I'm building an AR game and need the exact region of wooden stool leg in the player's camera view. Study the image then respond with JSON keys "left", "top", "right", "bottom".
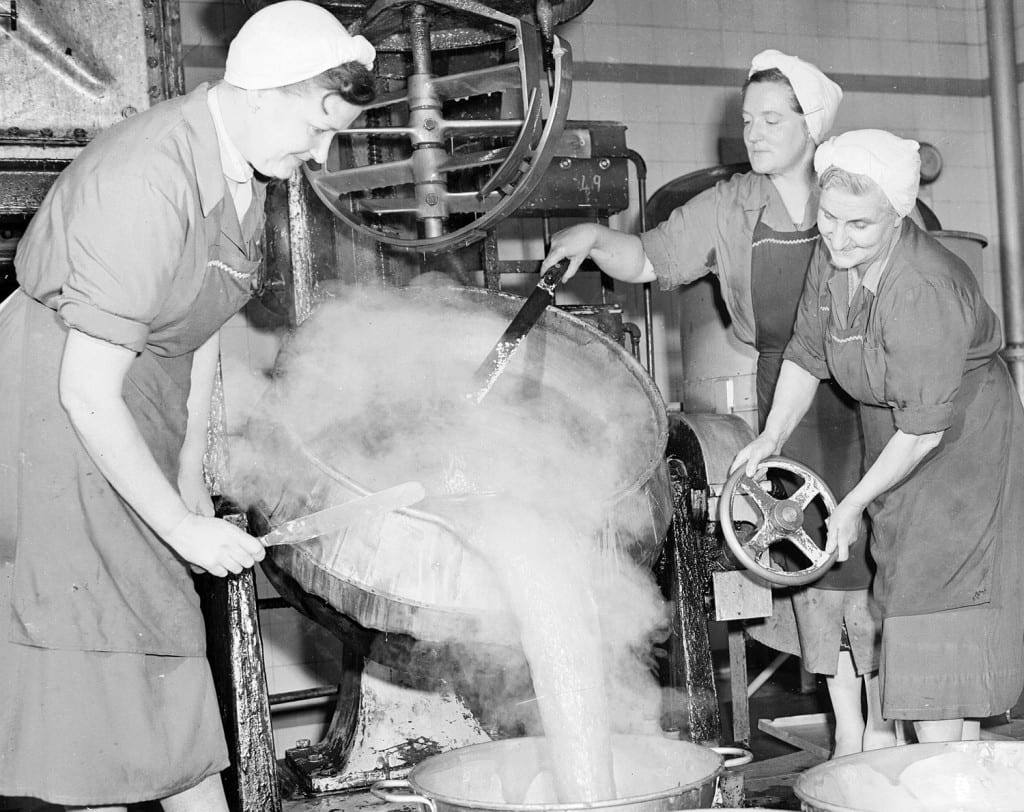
{"left": 728, "top": 623, "right": 750, "bottom": 746}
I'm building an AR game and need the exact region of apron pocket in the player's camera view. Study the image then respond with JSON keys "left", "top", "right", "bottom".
{"left": 862, "top": 341, "right": 888, "bottom": 404}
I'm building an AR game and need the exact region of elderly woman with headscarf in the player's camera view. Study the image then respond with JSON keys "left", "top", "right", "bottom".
{"left": 732, "top": 129, "right": 1024, "bottom": 742}
{"left": 543, "top": 50, "right": 893, "bottom": 756}
{"left": 0, "top": 2, "right": 375, "bottom": 808}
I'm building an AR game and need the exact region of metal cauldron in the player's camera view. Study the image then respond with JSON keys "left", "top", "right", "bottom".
{"left": 371, "top": 735, "right": 739, "bottom": 811}
{"left": 244, "top": 284, "right": 672, "bottom": 646}
{"left": 795, "top": 741, "right": 1024, "bottom": 811}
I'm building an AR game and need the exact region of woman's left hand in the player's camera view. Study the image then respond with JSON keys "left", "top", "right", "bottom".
{"left": 825, "top": 498, "right": 865, "bottom": 562}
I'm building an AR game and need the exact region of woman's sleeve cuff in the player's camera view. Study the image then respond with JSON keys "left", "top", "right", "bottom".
{"left": 782, "top": 342, "right": 829, "bottom": 379}
{"left": 893, "top": 402, "right": 953, "bottom": 434}
{"left": 639, "top": 230, "right": 680, "bottom": 291}
{"left": 57, "top": 299, "right": 149, "bottom": 353}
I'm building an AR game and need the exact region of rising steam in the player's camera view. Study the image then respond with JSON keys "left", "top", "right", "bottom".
{"left": 226, "top": 283, "right": 671, "bottom": 802}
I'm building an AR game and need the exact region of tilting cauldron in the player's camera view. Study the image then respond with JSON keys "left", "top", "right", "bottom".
{"left": 245, "top": 284, "right": 672, "bottom": 646}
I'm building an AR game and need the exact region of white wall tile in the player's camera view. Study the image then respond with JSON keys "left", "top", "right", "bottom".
{"left": 752, "top": 0, "right": 790, "bottom": 35}
{"left": 907, "top": 5, "right": 940, "bottom": 43}
{"left": 617, "top": 25, "right": 656, "bottom": 65}
{"left": 878, "top": 4, "right": 910, "bottom": 40}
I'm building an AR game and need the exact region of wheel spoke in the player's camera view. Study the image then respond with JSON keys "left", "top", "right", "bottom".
{"left": 313, "top": 159, "right": 415, "bottom": 196}
{"left": 356, "top": 197, "right": 419, "bottom": 214}
{"left": 359, "top": 64, "right": 526, "bottom": 113}
{"left": 738, "top": 474, "right": 777, "bottom": 515}
{"left": 745, "top": 523, "right": 779, "bottom": 555}
{"left": 788, "top": 529, "right": 827, "bottom": 564}
{"left": 791, "top": 479, "right": 822, "bottom": 509}
{"left": 423, "top": 63, "right": 526, "bottom": 104}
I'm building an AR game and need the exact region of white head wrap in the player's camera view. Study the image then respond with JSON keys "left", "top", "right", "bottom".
{"left": 225, "top": 0, "right": 376, "bottom": 90}
{"left": 814, "top": 129, "right": 921, "bottom": 217}
{"left": 748, "top": 49, "right": 842, "bottom": 143}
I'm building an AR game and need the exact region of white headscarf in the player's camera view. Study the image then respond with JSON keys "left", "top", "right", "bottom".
{"left": 748, "top": 49, "right": 842, "bottom": 143}
{"left": 225, "top": 0, "right": 376, "bottom": 90}
{"left": 814, "top": 129, "right": 921, "bottom": 217}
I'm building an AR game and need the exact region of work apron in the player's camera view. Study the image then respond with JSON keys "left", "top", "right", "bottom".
{"left": 821, "top": 270, "right": 1019, "bottom": 617}
{"left": 5, "top": 205, "right": 261, "bottom": 656}
{"left": 819, "top": 261, "right": 1024, "bottom": 715}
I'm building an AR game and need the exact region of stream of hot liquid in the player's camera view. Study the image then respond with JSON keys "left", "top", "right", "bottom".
{"left": 468, "top": 505, "right": 618, "bottom": 803}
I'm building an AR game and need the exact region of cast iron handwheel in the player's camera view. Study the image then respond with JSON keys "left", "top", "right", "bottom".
{"left": 717, "top": 455, "right": 838, "bottom": 587}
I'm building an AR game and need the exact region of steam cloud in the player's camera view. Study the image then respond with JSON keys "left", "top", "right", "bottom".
{"left": 227, "top": 282, "right": 672, "bottom": 801}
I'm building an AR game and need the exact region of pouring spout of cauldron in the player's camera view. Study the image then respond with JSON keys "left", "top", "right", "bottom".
{"left": 467, "top": 260, "right": 571, "bottom": 404}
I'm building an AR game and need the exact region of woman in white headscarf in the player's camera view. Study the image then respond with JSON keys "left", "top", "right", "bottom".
{"left": 732, "top": 129, "right": 1024, "bottom": 742}
{"left": 543, "top": 50, "right": 892, "bottom": 757}
{"left": 0, "top": 2, "right": 375, "bottom": 808}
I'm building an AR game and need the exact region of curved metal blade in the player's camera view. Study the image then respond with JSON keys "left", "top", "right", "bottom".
{"left": 260, "top": 481, "right": 426, "bottom": 546}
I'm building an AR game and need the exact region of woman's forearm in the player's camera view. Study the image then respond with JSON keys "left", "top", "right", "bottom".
{"left": 59, "top": 329, "right": 191, "bottom": 538}
{"left": 587, "top": 227, "right": 656, "bottom": 283}
{"left": 544, "top": 223, "right": 656, "bottom": 283}
{"left": 179, "top": 331, "right": 220, "bottom": 478}
{"left": 844, "top": 429, "right": 943, "bottom": 510}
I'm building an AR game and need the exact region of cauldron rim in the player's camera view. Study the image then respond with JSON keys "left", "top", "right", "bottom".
{"left": 405, "top": 733, "right": 724, "bottom": 811}
{"left": 372, "top": 284, "right": 670, "bottom": 504}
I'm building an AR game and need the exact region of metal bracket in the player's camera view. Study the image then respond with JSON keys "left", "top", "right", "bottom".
{"left": 0, "top": 0, "right": 17, "bottom": 32}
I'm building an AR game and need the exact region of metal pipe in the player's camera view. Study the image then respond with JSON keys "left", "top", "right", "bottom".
{"left": 985, "top": 0, "right": 1024, "bottom": 398}
{"left": 628, "top": 149, "right": 655, "bottom": 378}
{"left": 268, "top": 686, "right": 339, "bottom": 707}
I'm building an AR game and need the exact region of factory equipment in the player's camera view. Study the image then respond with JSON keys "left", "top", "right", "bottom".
{"left": 14, "top": 3, "right": 992, "bottom": 811}
{"left": 718, "top": 457, "right": 838, "bottom": 588}
{"left": 222, "top": 1, "right": 742, "bottom": 807}
{"left": 243, "top": 281, "right": 674, "bottom": 793}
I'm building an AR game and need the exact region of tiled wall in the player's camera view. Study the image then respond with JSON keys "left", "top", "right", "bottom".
{"left": 183, "top": 0, "right": 1010, "bottom": 756}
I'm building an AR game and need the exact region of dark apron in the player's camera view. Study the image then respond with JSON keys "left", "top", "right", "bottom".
{"left": 751, "top": 217, "right": 870, "bottom": 589}
{"left": 822, "top": 269, "right": 1024, "bottom": 617}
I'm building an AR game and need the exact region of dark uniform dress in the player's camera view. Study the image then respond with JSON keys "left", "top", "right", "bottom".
{"left": 0, "top": 84, "right": 265, "bottom": 803}
{"left": 785, "top": 220, "right": 1024, "bottom": 719}
{"left": 750, "top": 217, "right": 878, "bottom": 675}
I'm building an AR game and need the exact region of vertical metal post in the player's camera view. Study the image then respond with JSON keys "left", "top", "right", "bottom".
{"left": 985, "top": 0, "right": 1024, "bottom": 397}
{"left": 628, "top": 149, "right": 655, "bottom": 378}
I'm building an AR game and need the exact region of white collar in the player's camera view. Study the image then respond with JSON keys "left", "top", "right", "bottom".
{"left": 207, "top": 83, "right": 254, "bottom": 185}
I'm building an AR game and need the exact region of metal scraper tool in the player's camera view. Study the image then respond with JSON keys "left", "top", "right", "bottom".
{"left": 259, "top": 481, "right": 426, "bottom": 546}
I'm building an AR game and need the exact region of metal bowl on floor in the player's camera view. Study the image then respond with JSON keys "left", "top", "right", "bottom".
{"left": 795, "top": 741, "right": 1024, "bottom": 811}
{"left": 372, "top": 734, "right": 734, "bottom": 811}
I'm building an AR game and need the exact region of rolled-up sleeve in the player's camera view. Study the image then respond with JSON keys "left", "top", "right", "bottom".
{"left": 882, "top": 283, "right": 971, "bottom": 434}
{"left": 55, "top": 158, "right": 187, "bottom": 353}
{"left": 640, "top": 186, "right": 720, "bottom": 290}
{"left": 782, "top": 248, "right": 830, "bottom": 379}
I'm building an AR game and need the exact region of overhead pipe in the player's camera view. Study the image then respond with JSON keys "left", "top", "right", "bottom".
{"left": 985, "top": 0, "right": 1024, "bottom": 398}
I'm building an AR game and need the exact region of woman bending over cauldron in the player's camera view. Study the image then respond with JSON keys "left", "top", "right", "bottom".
{"left": 0, "top": 2, "right": 374, "bottom": 808}
{"left": 732, "top": 129, "right": 1024, "bottom": 743}
{"left": 542, "top": 49, "right": 894, "bottom": 757}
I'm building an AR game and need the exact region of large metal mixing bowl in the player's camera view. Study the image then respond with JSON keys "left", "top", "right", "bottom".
{"left": 795, "top": 741, "right": 1024, "bottom": 811}
{"left": 372, "top": 735, "right": 725, "bottom": 811}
